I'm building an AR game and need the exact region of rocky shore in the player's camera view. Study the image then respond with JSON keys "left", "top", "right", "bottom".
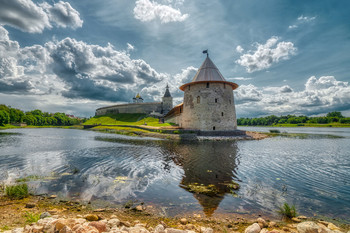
{"left": 4, "top": 213, "right": 349, "bottom": 233}
{"left": 1, "top": 195, "right": 349, "bottom": 233}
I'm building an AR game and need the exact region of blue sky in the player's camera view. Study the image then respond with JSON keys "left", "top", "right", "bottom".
{"left": 0, "top": 0, "right": 349, "bottom": 117}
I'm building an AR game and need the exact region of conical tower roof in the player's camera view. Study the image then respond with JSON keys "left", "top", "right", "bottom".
{"left": 163, "top": 84, "right": 172, "bottom": 97}
{"left": 180, "top": 56, "right": 238, "bottom": 91}
{"left": 192, "top": 57, "right": 226, "bottom": 82}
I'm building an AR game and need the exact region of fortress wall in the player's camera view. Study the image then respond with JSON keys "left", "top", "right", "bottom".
{"left": 181, "top": 83, "right": 237, "bottom": 131}
{"left": 165, "top": 113, "right": 182, "bottom": 125}
{"left": 96, "top": 102, "right": 162, "bottom": 116}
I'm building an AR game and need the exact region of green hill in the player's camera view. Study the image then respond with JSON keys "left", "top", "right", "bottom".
{"left": 84, "top": 113, "right": 174, "bottom": 127}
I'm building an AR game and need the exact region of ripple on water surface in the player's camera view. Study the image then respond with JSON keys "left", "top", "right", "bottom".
{"left": 0, "top": 128, "right": 350, "bottom": 220}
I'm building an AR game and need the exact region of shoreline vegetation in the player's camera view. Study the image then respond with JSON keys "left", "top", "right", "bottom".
{"left": 237, "top": 111, "right": 350, "bottom": 127}
{"left": 1, "top": 111, "right": 349, "bottom": 141}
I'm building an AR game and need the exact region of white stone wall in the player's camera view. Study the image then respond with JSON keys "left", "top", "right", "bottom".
{"left": 95, "top": 102, "right": 162, "bottom": 116}
{"left": 181, "top": 82, "right": 237, "bottom": 130}
{"left": 165, "top": 113, "right": 182, "bottom": 125}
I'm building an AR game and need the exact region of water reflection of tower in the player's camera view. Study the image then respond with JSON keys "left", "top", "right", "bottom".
{"left": 162, "top": 141, "right": 240, "bottom": 217}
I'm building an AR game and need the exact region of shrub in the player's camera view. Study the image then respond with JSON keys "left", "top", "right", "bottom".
{"left": 5, "top": 183, "right": 29, "bottom": 199}
{"left": 278, "top": 203, "right": 297, "bottom": 218}
{"left": 24, "top": 211, "right": 40, "bottom": 224}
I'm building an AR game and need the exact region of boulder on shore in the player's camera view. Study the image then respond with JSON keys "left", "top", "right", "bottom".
{"left": 245, "top": 223, "right": 261, "bottom": 233}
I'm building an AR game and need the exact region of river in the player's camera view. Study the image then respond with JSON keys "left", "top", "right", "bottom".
{"left": 0, "top": 127, "right": 349, "bottom": 221}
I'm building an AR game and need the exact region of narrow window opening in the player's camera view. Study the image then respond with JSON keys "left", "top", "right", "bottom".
{"left": 215, "top": 98, "right": 218, "bottom": 103}
{"left": 224, "top": 83, "right": 226, "bottom": 89}
{"left": 188, "top": 85, "right": 190, "bottom": 90}
{"left": 221, "top": 112, "right": 224, "bottom": 116}
{"left": 206, "top": 82, "right": 209, "bottom": 88}
{"left": 197, "top": 96, "right": 200, "bottom": 104}
{"left": 229, "top": 100, "right": 231, "bottom": 104}
{"left": 213, "top": 126, "right": 216, "bottom": 130}
{"left": 180, "top": 107, "right": 182, "bottom": 113}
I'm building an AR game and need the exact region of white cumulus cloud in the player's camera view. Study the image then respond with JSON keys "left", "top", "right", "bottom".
{"left": 41, "top": 1, "right": 83, "bottom": 29}
{"left": 133, "top": 0, "right": 188, "bottom": 23}
{"left": 235, "top": 36, "right": 297, "bottom": 73}
{"left": 0, "top": 0, "right": 82, "bottom": 33}
{"left": 235, "top": 76, "right": 350, "bottom": 117}
{"left": 236, "top": 45, "right": 244, "bottom": 53}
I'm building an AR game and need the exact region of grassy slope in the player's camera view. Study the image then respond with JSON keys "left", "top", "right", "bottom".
{"left": 84, "top": 113, "right": 174, "bottom": 127}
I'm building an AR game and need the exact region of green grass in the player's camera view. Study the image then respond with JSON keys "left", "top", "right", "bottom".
{"left": 5, "top": 183, "right": 29, "bottom": 199}
{"left": 92, "top": 126, "right": 151, "bottom": 136}
{"left": 84, "top": 113, "right": 174, "bottom": 127}
{"left": 0, "top": 124, "right": 18, "bottom": 130}
{"left": 277, "top": 203, "right": 297, "bottom": 218}
{"left": 24, "top": 211, "right": 41, "bottom": 224}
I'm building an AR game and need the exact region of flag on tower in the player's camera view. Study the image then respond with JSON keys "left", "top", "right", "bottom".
{"left": 202, "top": 50, "right": 208, "bottom": 54}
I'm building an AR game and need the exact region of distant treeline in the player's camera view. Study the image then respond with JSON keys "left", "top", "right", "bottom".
{"left": 0, "top": 105, "right": 83, "bottom": 126}
{"left": 237, "top": 111, "right": 350, "bottom": 126}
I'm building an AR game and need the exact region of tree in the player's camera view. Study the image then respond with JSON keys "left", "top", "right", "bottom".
{"left": 0, "top": 105, "right": 10, "bottom": 112}
{"left": 0, "top": 110, "right": 10, "bottom": 126}
{"left": 23, "top": 115, "right": 37, "bottom": 125}
{"left": 340, "top": 118, "right": 350, "bottom": 124}
{"left": 9, "top": 108, "right": 24, "bottom": 123}
{"left": 30, "top": 109, "right": 43, "bottom": 116}
{"left": 327, "top": 111, "right": 344, "bottom": 118}
{"left": 316, "top": 117, "right": 329, "bottom": 124}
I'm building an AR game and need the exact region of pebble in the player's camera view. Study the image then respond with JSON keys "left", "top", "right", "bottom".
{"left": 89, "top": 221, "right": 107, "bottom": 233}
{"left": 297, "top": 221, "right": 320, "bottom": 233}
{"left": 108, "top": 218, "right": 121, "bottom": 228}
{"left": 257, "top": 217, "right": 268, "bottom": 228}
{"left": 40, "top": 211, "right": 51, "bottom": 219}
{"left": 136, "top": 205, "right": 144, "bottom": 211}
{"left": 200, "top": 227, "right": 213, "bottom": 233}
{"left": 292, "top": 217, "right": 301, "bottom": 223}
{"left": 180, "top": 218, "right": 187, "bottom": 225}
{"left": 48, "top": 209, "right": 59, "bottom": 215}
{"left": 154, "top": 224, "right": 165, "bottom": 233}
{"left": 85, "top": 214, "right": 99, "bottom": 221}
{"left": 244, "top": 223, "right": 261, "bottom": 233}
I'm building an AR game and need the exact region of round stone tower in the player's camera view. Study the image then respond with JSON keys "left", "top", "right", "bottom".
{"left": 179, "top": 55, "right": 238, "bottom": 131}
